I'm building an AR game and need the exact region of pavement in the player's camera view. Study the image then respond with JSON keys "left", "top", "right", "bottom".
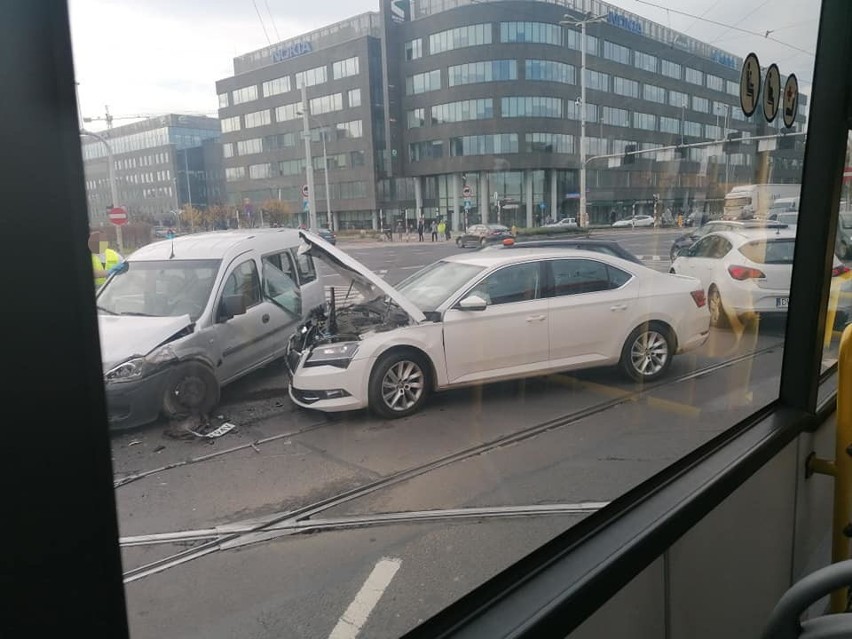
{"left": 109, "top": 227, "right": 823, "bottom": 639}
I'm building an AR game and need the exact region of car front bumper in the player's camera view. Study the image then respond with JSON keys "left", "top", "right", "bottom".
{"left": 104, "top": 366, "right": 172, "bottom": 429}
{"left": 288, "top": 350, "right": 371, "bottom": 412}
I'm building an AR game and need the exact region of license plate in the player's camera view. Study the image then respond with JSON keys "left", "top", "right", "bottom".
{"left": 776, "top": 297, "right": 789, "bottom": 308}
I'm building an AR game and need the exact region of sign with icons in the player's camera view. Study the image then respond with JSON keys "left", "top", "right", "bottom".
{"left": 783, "top": 74, "right": 799, "bottom": 129}
{"left": 763, "top": 63, "right": 781, "bottom": 123}
{"left": 740, "top": 52, "right": 761, "bottom": 118}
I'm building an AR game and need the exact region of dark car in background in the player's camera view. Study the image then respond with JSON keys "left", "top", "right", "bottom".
{"left": 310, "top": 228, "right": 337, "bottom": 245}
{"left": 669, "top": 219, "right": 787, "bottom": 261}
{"left": 456, "top": 223, "right": 513, "bottom": 248}
{"left": 490, "top": 237, "right": 643, "bottom": 264}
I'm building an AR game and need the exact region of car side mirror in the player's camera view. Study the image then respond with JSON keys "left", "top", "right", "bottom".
{"left": 219, "top": 294, "right": 247, "bottom": 321}
{"left": 458, "top": 295, "right": 488, "bottom": 311}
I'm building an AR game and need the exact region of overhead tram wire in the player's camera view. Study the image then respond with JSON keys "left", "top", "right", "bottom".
{"left": 264, "top": 0, "right": 281, "bottom": 42}
{"left": 251, "top": 0, "right": 273, "bottom": 46}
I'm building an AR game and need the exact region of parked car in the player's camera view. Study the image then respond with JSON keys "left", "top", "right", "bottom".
{"left": 311, "top": 227, "right": 337, "bottom": 245}
{"left": 490, "top": 237, "right": 643, "bottom": 264}
{"left": 670, "top": 228, "right": 850, "bottom": 327}
{"left": 456, "top": 224, "right": 513, "bottom": 247}
{"left": 836, "top": 212, "right": 852, "bottom": 258}
{"left": 545, "top": 217, "right": 579, "bottom": 229}
{"left": 286, "top": 232, "right": 710, "bottom": 418}
{"left": 612, "top": 215, "right": 655, "bottom": 228}
{"left": 669, "top": 219, "right": 788, "bottom": 261}
{"left": 96, "top": 229, "right": 324, "bottom": 429}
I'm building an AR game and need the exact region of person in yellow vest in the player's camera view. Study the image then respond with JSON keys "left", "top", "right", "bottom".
{"left": 89, "top": 231, "right": 124, "bottom": 288}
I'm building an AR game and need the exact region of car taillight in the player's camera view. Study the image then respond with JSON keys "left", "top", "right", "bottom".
{"left": 727, "top": 265, "right": 766, "bottom": 281}
{"left": 690, "top": 290, "right": 707, "bottom": 308}
{"left": 832, "top": 264, "right": 850, "bottom": 277}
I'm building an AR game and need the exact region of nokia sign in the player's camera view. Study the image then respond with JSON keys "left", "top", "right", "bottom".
{"left": 607, "top": 11, "right": 642, "bottom": 35}
{"left": 271, "top": 41, "right": 312, "bottom": 63}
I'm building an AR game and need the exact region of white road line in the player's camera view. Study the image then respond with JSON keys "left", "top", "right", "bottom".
{"left": 328, "top": 557, "right": 402, "bottom": 639}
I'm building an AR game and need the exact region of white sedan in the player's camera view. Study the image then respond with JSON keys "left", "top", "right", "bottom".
{"left": 612, "top": 215, "right": 655, "bottom": 228}
{"left": 546, "top": 217, "right": 579, "bottom": 229}
{"left": 670, "top": 228, "right": 849, "bottom": 327}
{"left": 286, "top": 232, "right": 711, "bottom": 418}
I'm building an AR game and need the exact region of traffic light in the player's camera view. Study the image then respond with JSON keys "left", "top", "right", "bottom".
{"left": 624, "top": 144, "right": 637, "bottom": 165}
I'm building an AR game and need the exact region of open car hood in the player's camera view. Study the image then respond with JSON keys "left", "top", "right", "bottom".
{"left": 98, "top": 314, "right": 193, "bottom": 372}
{"left": 298, "top": 230, "right": 426, "bottom": 323}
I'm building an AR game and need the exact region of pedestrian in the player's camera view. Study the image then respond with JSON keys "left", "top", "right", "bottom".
{"left": 431, "top": 220, "right": 438, "bottom": 242}
{"left": 511, "top": 224, "right": 518, "bottom": 237}
{"left": 444, "top": 222, "right": 451, "bottom": 241}
{"left": 437, "top": 220, "right": 446, "bottom": 241}
{"left": 89, "top": 230, "right": 124, "bottom": 288}
{"left": 677, "top": 212, "right": 684, "bottom": 228}
{"left": 610, "top": 209, "right": 616, "bottom": 226}
{"left": 417, "top": 216, "right": 425, "bottom": 242}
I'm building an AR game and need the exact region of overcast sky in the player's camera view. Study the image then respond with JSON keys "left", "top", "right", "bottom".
{"left": 68, "top": 0, "right": 820, "bottom": 130}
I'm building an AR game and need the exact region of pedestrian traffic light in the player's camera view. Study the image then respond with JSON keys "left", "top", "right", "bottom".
{"left": 624, "top": 144, "right": 637, "bottom": 165}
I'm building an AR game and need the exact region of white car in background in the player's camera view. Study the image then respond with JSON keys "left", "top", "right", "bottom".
{"left": 670, "top": 228, "right": 850, "bottom": 327}
{"left": 612, "top": 215, "right": 655, "bottom": 228}
{"left": 287, "top": 232, "right": 711, "bottom": 418}
{"left": 546, "top": 217, "right": 579, "bottom": 229}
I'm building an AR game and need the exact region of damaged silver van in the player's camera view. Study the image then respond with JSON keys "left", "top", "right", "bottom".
{"left": 96, "top": 229, "right": 323, "bottom": 429}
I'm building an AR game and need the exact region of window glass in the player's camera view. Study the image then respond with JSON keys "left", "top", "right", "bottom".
{"left": 262, "top": 253, "right": 300, "bottom": 317}
{"left": 292, "top": 250, "right": 316, "bottom": 284}
{"left": 469, "top": 263, "right": 541, "bottom": 305}
{"left": 222, "top": 259, "right": 261, "bottom": 308}
{"left": 550, "top": 259, "right": 613, "bottom": 295}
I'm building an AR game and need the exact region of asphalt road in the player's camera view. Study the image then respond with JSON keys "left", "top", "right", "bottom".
{"left": 110, "top": 228, "right": 804, "bottom": 639}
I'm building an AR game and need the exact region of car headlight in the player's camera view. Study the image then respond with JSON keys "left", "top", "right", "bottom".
{"left": 304, "top": 342, "right": 359, "bottom": 369}
{"left": 105, "top": 357, "right": 145, "bottom": 382}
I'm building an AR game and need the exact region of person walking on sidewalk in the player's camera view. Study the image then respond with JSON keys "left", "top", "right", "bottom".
{"left": 437, "top": 220, "right": 446, "bottom": 241}
{"left": 430, "top": 220, "right": 438, "bottom": 242}
{"left": 417, "top": 216, "right": 425, "bottom": 242}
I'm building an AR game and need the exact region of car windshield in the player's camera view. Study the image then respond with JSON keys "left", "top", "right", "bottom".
{"left": 738, "top": 239, "right": 796, "bottom": 264}
{"left": 395, "top": 260, "right": 486, "bottom": 311}
{"left": 97, "top": 259, "right": 220, "bottom": 320}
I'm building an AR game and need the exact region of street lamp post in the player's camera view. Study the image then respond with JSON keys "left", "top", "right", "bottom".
{"left": 300, "top": 84, "right": 318, "bottom": 230}
{"left": 320, "top": 129, "right": 333, "bottom": 231}
{"left": 80, "top": 129, "right": 123, "bottom": 252}
{"left": 561, "top": 12, "right": 606, "bottom": 229}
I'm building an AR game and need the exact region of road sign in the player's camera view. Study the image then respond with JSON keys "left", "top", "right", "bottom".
{"left": 538, "top": 202, "right": 547, "bottom": 210}
{"left": 462, "top": 185, "right": 472, "bottom": 198}
{"left": 783, "top": 74, "right": 799, "bottom": 129}
{"left": 464, "top": 201, "right": 471, "bottom": 212}
{"left": 108, "top": 207, "right": 128, "bottom": 226}
{"left": 391, "top": 149, "right": 398, "bottom": 157}
{"left": 302, "top": 200, "right": 310, "bottom": 212}
{"left": 740, "top": 52, "right": 761, "bottom": 118}
{"left": 301, "top": 184, "right": 309, "bottom": 197}
{"left": 763, "top": 63, "right": 781, "bottom": 123}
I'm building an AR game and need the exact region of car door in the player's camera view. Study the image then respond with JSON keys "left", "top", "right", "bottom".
{"left": 676, "top": 235, "right": 719, "bottom": 285}
{"left": 211, "top": 257, "right": 279, "bottom": 383}
{"left": 546, "top": 259, "right": 638, "bottom": 366}
{"left": 442, "top": 262, "right": 549, "bottom": 385}
{"left": 260, "top": 250, "right": 303, "bottom": 359}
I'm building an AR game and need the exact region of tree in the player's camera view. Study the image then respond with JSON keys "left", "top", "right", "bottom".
{"left": 181, "top": 204, "right": 203, "bottom": 232}
{"left": 261, "top": 199, "right": 295, "bottom": 227}
{"left": 204, "top": 204, "right": 231, "bottom": 230}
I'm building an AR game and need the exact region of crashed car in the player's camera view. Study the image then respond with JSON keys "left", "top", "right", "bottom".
{"left": 287, "top": 231, "right": 710, "bottom": 419}
{"left": 96, "top": 229, "right": 324, "bottom": 429}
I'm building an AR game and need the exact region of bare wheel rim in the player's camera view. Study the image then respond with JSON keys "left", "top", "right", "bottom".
{"left": 630, "top": 330, "right": 669, "bottom": 376}
{"left": 381, "top": 360, "right": 425, "bottom": 411}
{"left": 709, "top": 289, "right": 722, "bottom": 324}
{"left": 171, "top": 375, "right": 209, "bottom": 410}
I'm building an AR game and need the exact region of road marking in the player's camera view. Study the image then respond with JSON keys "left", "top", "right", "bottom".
{"left": 328, "top": 557, "right": 402, "bottom": 639}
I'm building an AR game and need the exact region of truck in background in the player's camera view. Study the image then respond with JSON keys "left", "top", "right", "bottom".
{"left": 723, "top": 184, "right": 801, "bottom": 220}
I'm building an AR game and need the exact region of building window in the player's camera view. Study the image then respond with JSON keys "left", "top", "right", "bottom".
{"left": 405, "top": 69, "right": 441, "bottom": 95}
{"left": 332, "top": 57, "right": 359, "bottom": 80}
{"left": 407, "top": 108, "right": 425, "bottom": 128}
{"left": 603, "top": 41, "right": 630, "bottom": 64}
{"left": 221, "top": 116, "right": 241, "bottom": 133}
{"left": 685, "top": 67, "right": 703, "bottom": 85}
{"left": 218, "top": 93, "right": 229, "bottom": 108}
{"left": 429, "top": 24, "right": 491, "bottom": 54}
{"left": 500, "top": 22, "right": 561, "bottom": 45}
{"left": 633, "top": 112, "right": 657, "bottom": 131}
{"left": 566, "top": 100, "right": 597, "bottom": 121}
{"left": 233, "top": 85, "right": 258, "bottom": 105}
{"left": 335, "top": 120, "right": 363, "bottom": 138}
{"left": 431, "top": 99, "right": 493, "bottom": 124}
{"left": 295, "top": 65, "right": 328, "bottom": 88}
{"left": 525, "top": 60, "right": 575, "bottom": 84}
{"left": 501, "top": 96, "right": 562, "bottom": 118}
{"left": 691, "top": 96, "right": 710, "bottom": 113}
{"left": 634, "top": 51, "right": 657, "bottom": 73}
{"left": 669, "top": 90, "right": 688, "bottom": 108}
{"left": 237, "top": 138, "right": 263, "bottom": 155}
{"left": 585, "top": 69, "right": 609, "bottom": 91}
{"left": 566, "top": 30, "right": 598, "bottom": 54}
{"left": 275, "top": 102, "right": 300, "bottom": 122}
{"left": 348, "top": 88, "right": 361, "bottom": 108}
{"left": 602, "top": 106, "right": 629, "bottom": 127}
{"left": 684, "top": 120, "right": 702, "bottom": 137}
{"left": 642, "top": 83, "right": 666, "bottom": 103}
{"left": 225, "top": 166, "right": 245, "bottom": 182}
{"left": 278, "top": 158, "right": 306, "bottom": 176}
{"left": 350, "top": 150, "right": 366, "bottom": 167}
{"left": 309, "top": 93, "right": 343, "bottom": 115}
{"left": 613, "top": 76, "right": 639, "bottom": 98}
{"left": 264, "top": 132, "right": 297, "bottom": 150}
{"left": 727, "top": 80, "right": 739, "bottom": 96}
{"left": 223, "top": 143, "right": 234, "bottom": 158}
{"left": 262, "top": 76, "right": 291, "bottom": 97}
{"left": 661, "top": 59, "right": 682, "bottom": 79}
{"left": 248, "top": 163, "right": 272, "bottom": 179}
{"left": 408, "top": 140, "right": 444, "bottom": 162}
{"left": 405, "top": 38, "right": 422, "bottom": 60}
{"left": 449, "top": 134, "right": 518, "bottom": 156}
{"left": 660, "top": 116, "right": 679, "bottom": 134}
{"left": 525, "top": 132, "right": 574, "bottom": 153}
{"left": 706, "top": 74, "right": 724, "bottom": 91}
{"left": 447, "top": 60, "right": 516, "bottom": 86}
{"left": 705, "top": 124, "right": 722, "bottom": 139}
{"left": 583, "top": 137, "right": 607, "bottom": 155}
{"left": 244, "top": 109, "right": 271, "bottom": 128}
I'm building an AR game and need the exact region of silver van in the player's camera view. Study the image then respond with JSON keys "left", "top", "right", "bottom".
{"left": 96, "top": 229, "right": 324, "bottom": 429}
